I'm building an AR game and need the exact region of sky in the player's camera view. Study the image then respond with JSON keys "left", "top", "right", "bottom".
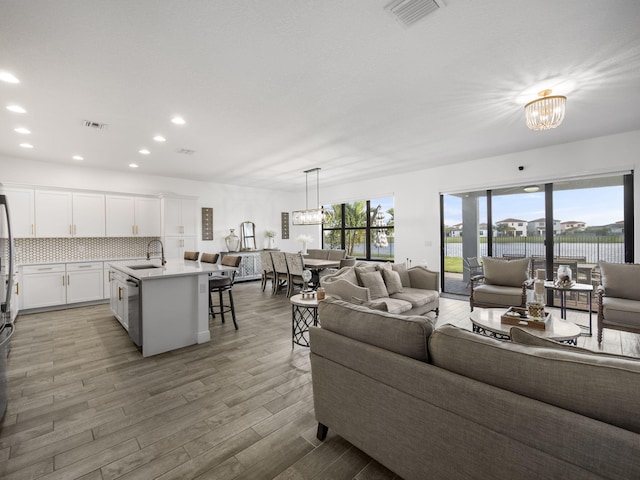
{"left": 444, "top": 186, "right": 623, "bottom": 228}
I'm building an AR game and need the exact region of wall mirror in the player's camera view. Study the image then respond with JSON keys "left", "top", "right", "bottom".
{"left": 241, "top": 221, "right": 256, "bottom": 250}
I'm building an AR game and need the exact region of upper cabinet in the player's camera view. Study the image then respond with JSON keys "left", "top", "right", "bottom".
{"left": 35, "top": 190, "right": 105, "bottom": 237}
{"left": 3, "top": 187, "right": 36, "bottom": 237}
{"left": 163, "top": 197, "right": 197, "bottom": 236}
{"left": 106, "top": 195, "right": 161, "bottom": 237}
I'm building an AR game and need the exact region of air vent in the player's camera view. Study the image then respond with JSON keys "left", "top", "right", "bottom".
{"left": 177, "top": 148, "right": 196, "bottom": 155}
{"left": 82, "top": 120, "right": 108, "bottom": 130}
{"left": 384, "top": 0, "right": 445, "bottom": 27}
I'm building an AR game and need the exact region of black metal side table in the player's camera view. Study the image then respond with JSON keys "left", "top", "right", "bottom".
{"left": 290, "top": 293, "right": 320, "bottom": 347}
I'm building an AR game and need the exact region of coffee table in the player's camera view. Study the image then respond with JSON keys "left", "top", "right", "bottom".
{"left": 470, "top": 308, "right": 581, "bottom": 345}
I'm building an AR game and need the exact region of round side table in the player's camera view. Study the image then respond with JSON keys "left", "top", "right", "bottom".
{"left": 290, "top": 293, "right": 320, "bottom": 347}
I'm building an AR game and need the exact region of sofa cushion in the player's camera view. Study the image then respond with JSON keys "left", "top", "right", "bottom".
{"left": 381, "top": 268, "right": 404, "bottom": 295}
{"left": 318, "top": 297, "right": 433, "bottom": 361}
{"left": 472, "top": 284, "right": 523, "bottom": 306}
{"left": 602, "top": 296, "right": 640, "bottom": 328}
{"left": 429, "top": 324, "right": 640, "bottom": 434}
{"left": 359, "top": 271, "right": 389, "bottom": 299}
{"left": 354, "top": 264, "right": 377, "bottom": 286}
{"left": 482, "top": 257, "right": 529, "bottom": 287}
{"left": 391, "top": 287, "right": 437, "bottom": 308}
{"left": 600, "top": 261, "right": 640, "bottom": 301}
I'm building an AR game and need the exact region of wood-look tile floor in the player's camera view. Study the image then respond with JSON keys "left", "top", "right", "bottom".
{"left": 2, "top": 281, "right": 638, "bottom": 480}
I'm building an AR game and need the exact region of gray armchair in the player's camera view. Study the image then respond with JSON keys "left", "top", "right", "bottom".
{"left": 470, "top": 256, "right": 532, "bottom": 311}
{"left": 597, "top": 261, "right": 640, "bottom": 344}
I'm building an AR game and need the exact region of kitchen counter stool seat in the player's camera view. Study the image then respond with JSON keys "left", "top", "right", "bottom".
{"left": 209, "top": 255, "right": 242, "bottom": 329}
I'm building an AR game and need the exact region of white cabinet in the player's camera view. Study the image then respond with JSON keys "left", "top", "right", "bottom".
{"left": 3, "top": 187, "right": 35, "bottom": 237}
{"left": 164, "top": 236, "right": 197, "bottom": 259}
{"left": 106, "top": 195, "right": 161, "bottom": 237}
{"left": 34, "top": 190, "right": 105, "bottom": 237}
{"left": 20, "top": 262, "right": 104, "bottom": 309}
{"left": 20, "top": 264, "right": 67, "bottom": 309}
{"left": 220, "top": 251, "right": 262, "bottom": 281}
{"left": 162, "top": 197, "right": 197, "bottom": 258}
{"left": 66, "top": 262, "right": 103, "bottom": 303}
{"left": 109, "top": 269, "right": 127, "bottom": 326}
{"left": 35, "top": 190, "right": 73, "bottom": 237}
{"left": 163, "top": 197, "right": 197, "bottom": 236}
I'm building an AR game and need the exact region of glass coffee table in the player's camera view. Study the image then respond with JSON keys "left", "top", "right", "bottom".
{"left": 470, "top": 308, "right": 581, "bottom": 345}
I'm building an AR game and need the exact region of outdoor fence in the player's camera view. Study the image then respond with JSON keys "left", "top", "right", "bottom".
{"left": 444, "top": 235, "right": 624, "bottom": 264}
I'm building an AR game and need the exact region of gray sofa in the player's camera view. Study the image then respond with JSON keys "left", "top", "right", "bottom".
{"left": 310, "top": 298, "right": 640, "bottom": 480}
{"left": 320, "top": 262, "right": 439, "bottom": 315}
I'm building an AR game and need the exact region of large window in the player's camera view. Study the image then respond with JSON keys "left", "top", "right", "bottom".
{"left": 322, "top": 197, "right": 394, "bottom": 261}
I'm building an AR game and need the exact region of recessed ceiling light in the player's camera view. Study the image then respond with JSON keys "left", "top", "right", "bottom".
{"left": 0, "top": 72, "right": 19, "bottom": 84}
{"left": 72, "top": 155, "right": 84, "bottom": 161}
{"left": 171, "top": 116, "right": 186, "bottom": 125}
{"left": 7, "top": 105, "right": 26, "bottom": 114}
{"left": 14, "top": 127, "right": 31, "bottom": 134}
{"left": 153, "top": 135, "right": 166, "bottom": 142}
{"left": 19, "top": 143, "right": 33, "bottom": 149}
{"left": 139, "top": 149, "right": 150, "bottom": 155}
{"left": 129, "top": 163, "right": 139, "bottom": 168}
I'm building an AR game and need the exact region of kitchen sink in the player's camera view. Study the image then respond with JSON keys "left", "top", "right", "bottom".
{"left": 127, "top": 264, "right": 162, "bottom": 270}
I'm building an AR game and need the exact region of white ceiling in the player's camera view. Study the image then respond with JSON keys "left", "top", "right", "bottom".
{"left": 1, "top": 0, "right": 639, "bottom": 191}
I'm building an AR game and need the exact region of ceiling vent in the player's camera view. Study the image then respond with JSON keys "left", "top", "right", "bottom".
{"left": 177, "top": 148, "right": 196, "bottom": 155}
{"left": 82, "top": 120, "right": 108, "bottom": 131}
{"left": 384, "top": 0, "right": 445, "bottom": 27}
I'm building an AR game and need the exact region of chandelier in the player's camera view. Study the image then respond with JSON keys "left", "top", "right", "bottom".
{"left": 292, "top": 167, "right": 324, "bottom": 225}
{"left": 524, "top": 89, "right": 567, "bottom": 131}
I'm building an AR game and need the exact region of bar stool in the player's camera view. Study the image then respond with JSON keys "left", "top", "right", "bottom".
{"left": 209, "top": 255, "right": 242, "bottom": 329}
{"left": 184, "top": 251, "right": 200, "bottom": 261}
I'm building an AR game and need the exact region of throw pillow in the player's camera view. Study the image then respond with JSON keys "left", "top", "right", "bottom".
{"left": 376, "top": 262, "right": 392, "bottom": 271}
{"left": 381, "top": 268, "right": 404, "bottom": 295}
{"left": 482, "top": 256, "right": 530, "bottom": 287}
{"left": 391, "top": 263, "right": 411, "bottom": 287}
{"left": 354, "top": 264, "right": 377, "bottom": 286}
{"left": 359, "top": 271, "right": 389, "bottom": 299}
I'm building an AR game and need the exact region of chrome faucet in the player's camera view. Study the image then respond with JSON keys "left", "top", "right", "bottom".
{"left": 146, "top": 239, "right": 166, "bottom": 266}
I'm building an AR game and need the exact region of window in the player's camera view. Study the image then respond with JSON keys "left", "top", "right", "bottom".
{"left": 322, "top": 197, "right": 394, "bottom": 261}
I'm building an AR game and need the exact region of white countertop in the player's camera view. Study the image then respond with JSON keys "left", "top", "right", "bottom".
{"left": 108, "top": 259, "right": 236, "bottom": 280}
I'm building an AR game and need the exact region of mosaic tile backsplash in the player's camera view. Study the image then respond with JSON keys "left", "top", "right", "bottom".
{"left": 16, "top": 237, "right": 160, "bottom": 264}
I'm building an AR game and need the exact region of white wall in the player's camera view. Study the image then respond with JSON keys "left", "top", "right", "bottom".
{"left": 320, "top": 130, "right": 640, "bottom": 270}
{"left": 0, "top": 154, "right": 301, "bottom": 254}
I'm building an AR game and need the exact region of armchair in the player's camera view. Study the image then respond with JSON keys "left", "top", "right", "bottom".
{"left": 597, "top": 261, "right": 640, "bottom": 344}
{"left": 470, "top": 256, "right": 532, "bottom": 311}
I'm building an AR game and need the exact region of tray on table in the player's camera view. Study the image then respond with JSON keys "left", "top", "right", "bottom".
{"left": 500, "top": 307, "right": 550, "bottom": 330}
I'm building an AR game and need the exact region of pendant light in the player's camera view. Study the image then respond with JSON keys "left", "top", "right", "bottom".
{"left": 524, "top": 89, "right": 567, "bottom": 131}
{"left": 292, "top": 168, "right": 324, "bottom": 225}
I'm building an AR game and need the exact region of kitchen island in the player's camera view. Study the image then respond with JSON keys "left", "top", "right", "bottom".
{"left": 108, "top": 259, "right": 235, "bottom": 357}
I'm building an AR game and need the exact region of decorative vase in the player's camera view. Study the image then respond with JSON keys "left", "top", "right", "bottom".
{"left": 557, "top": 264, "right": 572, "bottom": 287}
{"left": 534, "top": 269, "right": 545, "bottom": 304}
{"left": 225, "top": 229, "right": 240, "bottom": 252}
{"left": 300, "top": 242, "right": 308, "bottom": 255}
{"left": 267, "top": 237, "right": 275, "bottom": 249}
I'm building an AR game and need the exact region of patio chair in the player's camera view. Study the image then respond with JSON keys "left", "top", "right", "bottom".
{"left": 464, "top": 257, "right": 483, "bottom": 286}
{"left": 470, "top": 256, "right": 533, "bottom": 311}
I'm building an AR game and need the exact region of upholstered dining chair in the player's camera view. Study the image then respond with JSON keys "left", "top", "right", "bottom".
{"left": 200, "top": 253, "right": 219, "bottom": 265}
{"left": 259, "top": 251, "right": 276, "bottom": 293}
{"left": 209, "top": 255, "right": 242, "bottom": 329}
{"left": 597, "top": 261, "right": 640, "bottom": 344}
{"left": 184, "top": 251, "right": 200, "bottom": 261}
{"left": 271, "top": 251, "right": 289, "bottom": 295}
{"left": 285, "top": 252, "right": 306, "bottom": 297}
{"left": 470, "top": 256, "right": 533, "bottom": 311}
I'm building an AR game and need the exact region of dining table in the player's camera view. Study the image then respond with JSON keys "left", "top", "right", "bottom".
{"left": 303, "top": 258, "right": 342, "bottom": 269}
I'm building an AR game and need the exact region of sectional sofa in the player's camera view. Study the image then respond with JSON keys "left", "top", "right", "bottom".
{"left": 309, "top": 298, "right": 640, "bottom": 480}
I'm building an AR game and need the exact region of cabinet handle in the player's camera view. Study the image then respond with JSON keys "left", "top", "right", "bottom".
{"left": 67, "top": 274, "right": 70, "bottom": 285}
{"left": 15, "top": 283, "right": 18, "bottom": 295}
{"left": 74, "top": 224, "right": 77, "bottom": 235}
{"left": 118, "top": 286, "right": 123, "bottom": 301}
{"left": 38, "top": 267, "right": 53, "bottom": 271}
{"left": 78, "top": 265, "right": 92, "bottom": 268}
{"left": 62, "top": 275, "right": 65, "bottom": 286}
{"left": 31, "top": 224, "right": 34, "bottom": 235}
{"left": 69, "top": 224, "right": 73, "bottom": 235}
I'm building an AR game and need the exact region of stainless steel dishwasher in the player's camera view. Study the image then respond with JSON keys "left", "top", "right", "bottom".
{"left": 126, "top": 277, "right": 142, "bottom": 347}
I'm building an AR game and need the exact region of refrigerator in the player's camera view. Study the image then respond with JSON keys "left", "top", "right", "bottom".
{"left": 0, "top": 194, "right": 15, "bottom": 420}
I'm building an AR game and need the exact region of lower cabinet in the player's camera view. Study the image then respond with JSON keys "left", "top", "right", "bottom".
{"left": 20, "top": 262, "right": 104, "bottom": 310}
{"left": 109, "top": 270, "right": 127, "bottom": 327}
{"left": 220, "top": 251, "right": 262, "bottom": 281}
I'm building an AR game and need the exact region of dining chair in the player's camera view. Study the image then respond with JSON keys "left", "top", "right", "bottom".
{"left": 200, "top": 253, "right": 219, "bottom": 264}
{"left": 184, "top": 251, "right": 200, "bottom": 261}
{"left": 259, "top": 251, "right": 276, "bottom": 293}
{"left": 271, "top": 251, "right": 289, "bottom": 295}
{"left": 285, "top": 252, "right": 306, "bottom": 297}
{"left": 209, "top": 255, "right": 242, "bottom": 329}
